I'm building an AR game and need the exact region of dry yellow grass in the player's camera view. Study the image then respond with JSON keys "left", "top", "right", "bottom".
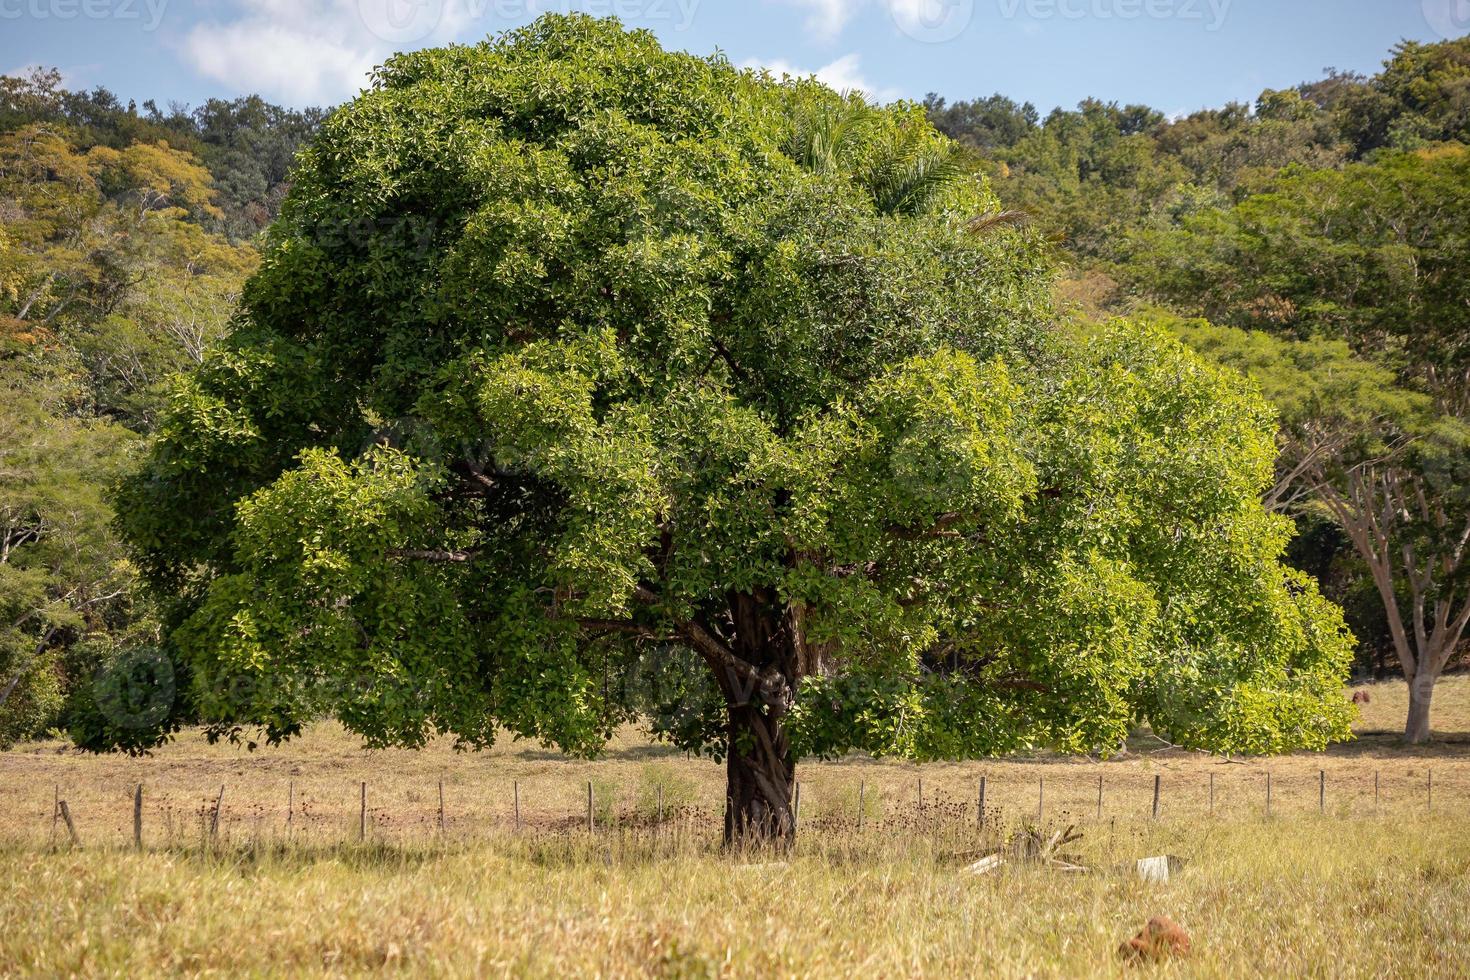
{"left": 4, "top": 817, "right": 1470, "bottom": 977}
{"left": 2, "top": 675, "right": 1469, "bottom": 977}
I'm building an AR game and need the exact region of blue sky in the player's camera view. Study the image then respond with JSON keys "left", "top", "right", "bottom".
{"left": 3, "top": 0, "right": 1467, "bottom": 115}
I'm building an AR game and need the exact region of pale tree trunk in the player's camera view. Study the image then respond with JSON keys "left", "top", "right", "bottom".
{"left": 1400, "top": 628, "right": 1464, "bottom": 744}
{"left": 1405, "top": 669, "right": 1437, "bottom": 744}
{"left": 1313, "top": 464, "right": 1470, "bottom": 746}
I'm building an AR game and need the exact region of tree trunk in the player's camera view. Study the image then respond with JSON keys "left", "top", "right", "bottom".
{"left": 719, "top": 588, "right": 803, "bottom": 847}
{"left": 724, "top": 701, "right": 796, "bottom": 846}
{"left": 1405, "top": 670, "right": 1437, "bottom": 745}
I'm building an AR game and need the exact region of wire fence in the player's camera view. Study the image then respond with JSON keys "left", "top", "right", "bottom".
{"left": 10, "top": 764, "right": 1462, "bottom": 854}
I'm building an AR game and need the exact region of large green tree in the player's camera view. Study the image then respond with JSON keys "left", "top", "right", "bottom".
{"left": 115, "top": 15, "right": 1353, "bottom": 841}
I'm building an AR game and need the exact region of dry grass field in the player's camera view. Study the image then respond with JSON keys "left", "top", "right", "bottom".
{"left": 3, "top": 675, "right": 1470, "bottom": 977}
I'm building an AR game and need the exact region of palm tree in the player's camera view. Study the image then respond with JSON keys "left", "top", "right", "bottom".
{"left": 786, "top": 100, "right": 1030, "bottom": 226}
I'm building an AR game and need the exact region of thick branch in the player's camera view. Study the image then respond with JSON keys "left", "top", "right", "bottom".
{"left": 885, "top": 512, "right": 970, "bottom": 541}
{"left": 390, "top": 548, "right": 479, "bottom": 563}
{"left": 448, "top": 459, "right": 538, "bottom": 495}
{"left": 573, "top": 618, "right": 671, "bottom": 640}
{"left": 0, "top": 671, "right": 22, "bottom": 710}
{"left": 0, "top": 626, "right": 59, "bottom": 711}
{"left": 630, "top": 584, "right": 777, "bottom": 699}
{"left": 1314, "top": 476, "right": 1408, "bottom": 673}
{"left": 709, "top": 338, "right": 752, "bottom": 387}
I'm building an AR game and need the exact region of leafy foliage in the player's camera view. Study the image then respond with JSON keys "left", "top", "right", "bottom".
{"left": 927, "top": 37, "right": 1470, "bottom": 261}
{"left": 0, "top": 354, "right": 138, "bottom": 746}
{"left": 1334, "top": 38, "right": 1470, "bottom": 154}
{"left": 926, "top": 35, "right": 1470, "bottom": 715}
{"left": 113, "top": 15, "right": 1354, "bottom": 770}
{"left": 0, "top": 67, "right": 326, "bottom": 240}
{"left": 0, "top": 103, "right": 256, "bottom": 742}
{"left": 1124, "top": 146, "right": 1470, "bottom": 375}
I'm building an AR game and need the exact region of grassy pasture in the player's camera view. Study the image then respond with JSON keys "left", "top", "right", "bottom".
{"left": 2, "top": 676, "right": 1470, "bottom": 976}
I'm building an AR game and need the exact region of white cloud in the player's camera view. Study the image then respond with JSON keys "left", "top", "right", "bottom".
{"left": 184, "top": 21, "right": 376, "bottom": 105}
{"left": 884, "top": 0, "right": 977, "bottom": 42}
{"left": 180, "top": 0, "right": 471, "bottom": 105}
{"left": 884, "top": 0, "right": 925, "bottom": 23}
{"left": 779, "top": 0, "right": 980, "bottom": 42}
{"left": 777, "top": 0, "right": 862, "bottom": 41}
{"left": 179, "top": 1, "right": 921, "bottom": 105}
{"left": 740, "top": 53, "right": 898, "bottom": 101}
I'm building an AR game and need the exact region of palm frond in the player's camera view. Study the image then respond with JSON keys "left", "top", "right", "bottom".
{"left": 965, "top": 209, "right": 1031, "bottom": 235}
{"left": 785, "top": 102, "right": 876, "bottom": 175}
{"left": 868, "top": 143, "right": 968, "bottom": 217}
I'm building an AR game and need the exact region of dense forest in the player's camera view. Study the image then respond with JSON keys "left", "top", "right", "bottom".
{"left": 0, "top": 70, "right": 325, "bottom": 745}
{"left": 1, "top": 33, "right": 1467, "bottom": 748}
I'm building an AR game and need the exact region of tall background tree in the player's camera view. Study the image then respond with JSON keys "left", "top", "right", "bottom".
{"left": 111, "top": 15, "right": 1354, "bottom": 842}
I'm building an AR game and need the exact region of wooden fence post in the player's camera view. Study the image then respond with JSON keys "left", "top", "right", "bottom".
{"left": 587, "top": 781, "right": 594, "bottom": 834}
{"left": 134, "top": 784, "right": 143, "bottom": 851}
{"left": 977, "top": 776, "right": 987, "bottom": 829}
{"left": 1152, "top": 775, "right": 1161, "bottom": 820}
{"left": 514, "top": 781, "right": 521, "bottom": 832}
{"left": 57, "top": 800, "right": 79, "bottom": 847}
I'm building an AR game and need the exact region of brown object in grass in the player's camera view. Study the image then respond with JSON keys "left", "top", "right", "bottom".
{"left": 1352, "top": 690, "right": 1372, "bottom": 704}
{"left": 1119, "top": 916, "right": 1191, "bottom": 963}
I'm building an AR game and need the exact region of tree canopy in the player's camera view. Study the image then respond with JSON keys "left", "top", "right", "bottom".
{"left": 110, "top": 15, "right": 1354, "bottom": 839}
{"left": 927, "top": 37, "right": 1470, "bottom": 263}
{"left": 0, "top": 67, "right": 327, "bottom": 241}
{"left": 1124, "top": 146, "right": 1470, "bottom": 375}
